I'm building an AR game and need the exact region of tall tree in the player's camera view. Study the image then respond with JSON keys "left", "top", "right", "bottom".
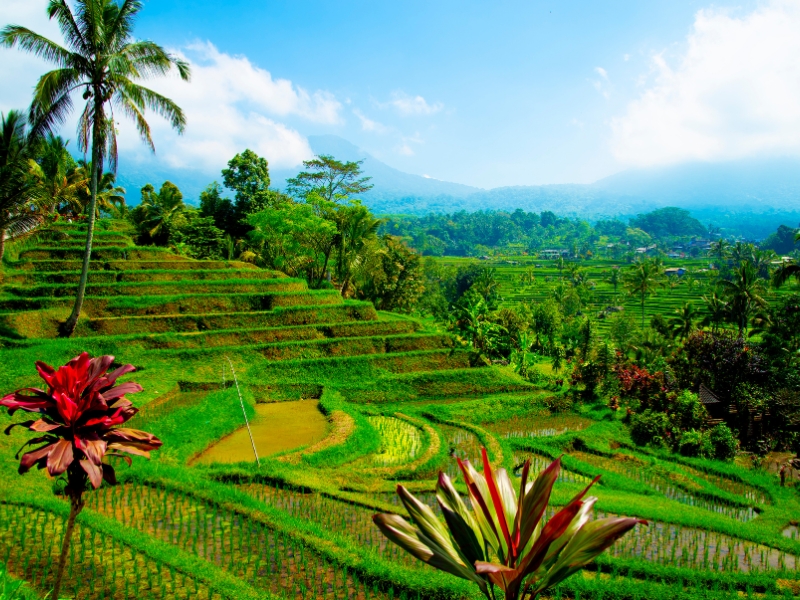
{"left": 333, "top": 201, "right": 382, "bottom": 295}
{"left": 624, "top": 259, "right": 663, "bottom": 327}
{"left": 718, "top": 261, "right": 768, "bottom": 336}
{"left": 286, "top": 154, "right": 373, "bottom": 202}
{"left": 221, "top": 149, "right": 279, "bottom": 235}
{"left": 2, "top": 0, "right": 190, "bottom": 336}
{"left": 0, "top": 110, "right": 48, "bottom": 260}
{"left": 669, "top": 302, "right": 699, "bottom": 341}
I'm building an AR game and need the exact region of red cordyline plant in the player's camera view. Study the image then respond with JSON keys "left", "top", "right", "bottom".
{"left": 1, "top": 352, "right": 161, "bottom": 600}
{"left": 374, "top": 449, "right": 646, "bottom": 600}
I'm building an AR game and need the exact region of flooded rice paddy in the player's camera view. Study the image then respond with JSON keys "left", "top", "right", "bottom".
{"left": 486, "top": 414, "right": 592, "bottom": 439}
{"left": 192, "top": 399, "right": 328, "bottom": 465}
{"left": 0, "top": 502, "right": 220, "bottom": 600}
{"left": 570, "top": 451, "right": 759, "bottom": 521}
{"left": 85, "top": 484, "right": 394, "bottom": 599}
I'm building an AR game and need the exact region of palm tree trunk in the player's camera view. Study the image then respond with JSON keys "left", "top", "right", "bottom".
{"left": 641, "top": 296, "right": 645, "bottom": 328}
{"left": 60, "top": 98, "right": 101, "bottom": 337}
{"left": 0, "top": 228, "right": 5, "bottom": 262}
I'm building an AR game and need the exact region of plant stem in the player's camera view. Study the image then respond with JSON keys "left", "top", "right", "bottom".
{"left": 52, "top": 490, "right": 84, "bottom": 600}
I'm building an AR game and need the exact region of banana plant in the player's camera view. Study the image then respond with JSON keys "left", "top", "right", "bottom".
{"left": 374, "top": 448, "right": 646, "bottom": 600}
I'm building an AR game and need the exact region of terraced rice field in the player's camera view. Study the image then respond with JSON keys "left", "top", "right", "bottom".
{"left": 84, "top": 485, "right": 393, "bottom": 600}
{"left": 1, "top": 223, "right": 799, "bottom": 600}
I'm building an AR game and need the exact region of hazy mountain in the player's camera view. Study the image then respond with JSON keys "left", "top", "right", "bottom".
{"left": 112, "top": 135, "right": 800, "bottom": 237}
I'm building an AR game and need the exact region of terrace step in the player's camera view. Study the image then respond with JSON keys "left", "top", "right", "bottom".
{"left": 19, "top": 246, "right": 178, "bottom": 261}
{"left": 14, "top": 259, "right": 261, "bottom": 272}
{"left": 0, "top": 289, "right": 344, "bottom": 315}
{"left": 69, "top": 317, "right": 420, "bottom": 349}
{"left": 149, "top": 332, "right": 452, "bottom": 361}
{"left": 35, "top": 229, "right": 133, "bottom": 243}
{"left": 256, "top": 348, "right": 477, "bottom": 378}
{"left": 337, "top": 366, "right": 534, "bottom": 403}
{"left": 2, "top": 277, "right": 308, "bottom": 298}
{"left": 25, "top": 239, "right": 134, "bottom": 249}
{"left": 6, "top": 268, "right": 281, "bottom": 285}
{"left": 0, "top": 301, "right": 380, "bottom": 339}
{"left": 73, "top": 301, "right": 380, "bottom": 336}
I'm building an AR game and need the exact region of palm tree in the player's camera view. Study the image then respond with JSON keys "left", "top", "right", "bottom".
{"left": 718, "top": 261, "right": 768, "bottom": 336}
{"left": 606, "top": 268, "right": 621, "bottom": 293}
{"left": 0, "top": 110, "right": 49, "bottom": 260}
{"left": 131, "top": 182, "right": 185, "bottom": 245}
{"left": 701, "top": 292, "right": 728, "bottom": 333}
{"left": 669, "top": 302, "right": 699, "bottom": 340}
{"left": 709, "top": 238, "right": 730, "bottom": 266}
{"left": 623, "top": 259, "right": 663, "bottom": 327}
{"left": 32, "top": 135, "right": 89, "bottom": 216}
{"left": 2, "top": 0, "right": 190, "bottom": 336}
{"left": 773, "top": 231, "right": 800, "bottom": 288}
{"left": 333, "top": 201, "right": 382, "bottom": 295}
{"left": 74, "top": 161, "right": 126, "bottom": 217}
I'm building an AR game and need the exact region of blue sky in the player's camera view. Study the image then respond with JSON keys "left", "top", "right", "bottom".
{"left": 2, "top": 0, "right": 799, "bottom": 189}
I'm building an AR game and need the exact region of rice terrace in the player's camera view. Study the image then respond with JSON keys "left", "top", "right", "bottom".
{"left": 2, "top": 1, "right": 800, "bottom": 599}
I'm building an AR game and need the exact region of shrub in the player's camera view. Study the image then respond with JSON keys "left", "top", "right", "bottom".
{"left": 629, "top": 409, "right": 669, "bottom": 447}
{"left": 708, "top": 423, "right": 738, "bottom": 461}
{"left": 543, "top": 393, "right": 574, "bottom": 413}
{"left": 671, "top": 390, "right": 708, "bottom": 431}
{"left": 677, "top": 429, "right": 712, "bottom": 457}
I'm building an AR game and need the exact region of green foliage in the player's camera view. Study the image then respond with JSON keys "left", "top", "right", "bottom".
{"left": 677, "top": 429, "right": 711, "bottom": 457}
{"left": 708, "top": 423, "right": 738, "bottom": 461}
{"left": 356, "top": 236, "right": 424, "bottom": 312}
{"left": 172, "top": 214, "right": 225, "bottom": 259}
{"left": 0, "top": 562, "right": 28, "bottom": 600}
{"left": 760, "top": 224, "right": 797, "bottom": 255}
{"left": 130, "top": 181, "right": 186, "bottom": 245}
{"left": 630, "top": 409, "right": 669, "bottom": 447}
{"left": 247, "top": 199, "right": 337, "bottom": 285}
{"left": 629, "top": 207, "right": 708, "bottom": 239}
{"left": 221, "top": 149, "right": 272, "bottom": 234}
{"left": 199, "top": 182, "right": 236, "bottom": 233}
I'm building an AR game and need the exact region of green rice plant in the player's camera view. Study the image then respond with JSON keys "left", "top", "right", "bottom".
{"left": 84, "top": 483, "right": 396, "bottom": 600}
{"left": 368, "top": 416, "right": 425, "bottom": 466}
{"left": 487, "top": 414, "right": 592, "bottom": 440}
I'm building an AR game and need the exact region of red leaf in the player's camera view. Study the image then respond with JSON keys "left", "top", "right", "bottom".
{"left": 46, "top": 439, "right": 74, "bottom": 476}
{"left": 481, "top": 447, "right": 513, "bottom": 556}
{"left": 80, "top": 459, "right": 103, "bottom": 488}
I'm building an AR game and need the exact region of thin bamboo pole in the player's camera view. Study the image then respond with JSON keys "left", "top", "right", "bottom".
{"left": 224, "top": 356, "right": 260, "bottom": 466}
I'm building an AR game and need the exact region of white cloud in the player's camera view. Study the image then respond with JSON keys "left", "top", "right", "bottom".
{"left": 0, "top": 1, "right": 339, "bottom": 171}
{"left": 590, "top": 66, "right": 611, "bottom": 99}
{"left": 386, "top": 92, "right": 443, "bottom": 116}
{"left": 623, "top": 53, "right": 631, "bottom": 62}
{"left": 611, "top": 0, "right": 800, "bottom": 167}
{"left": 395, "top": 132, "right": 424, "bottom": 156}
{"left": 0, "top": 0, "right": 63, "bottom": 114}
{"left": 353, "top": 108, "right": 389, "bottom": 133}
{"left": 115, "top": 40, "right": 339, "bottom": 170}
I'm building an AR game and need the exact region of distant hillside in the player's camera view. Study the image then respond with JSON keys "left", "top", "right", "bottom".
{"left": 112, "top": 136, "right": 800, "bottom": 238}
